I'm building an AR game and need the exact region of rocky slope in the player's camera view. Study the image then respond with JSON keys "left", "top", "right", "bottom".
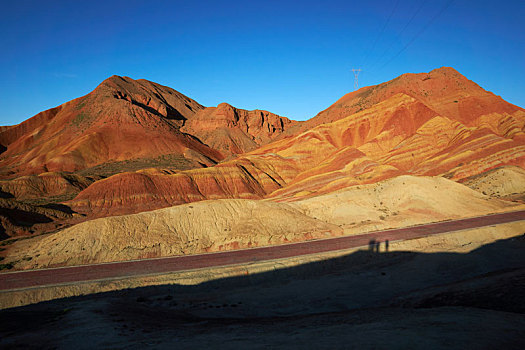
{"left": 257, "top": 93, "right": 525, "bottom": 200}
{"left": 68, "top": 155, "right": 298, "bottom": 217}
{"left": 0, "top": 76, "right": 295, "bottom": 178}
{"left": 0, "top": 172, "right": 96, "bottom": 201}
{"left": 182, "top": 102, "right": 297, "bottom": 157}
{"left": 249, "top": 67, "right": 525, "bottom": 200}
{"left": 0, "top": 198, "right": 77, "bottom": 239}
{"left": 0, "top": 76, "right": 217, "bottom": 177}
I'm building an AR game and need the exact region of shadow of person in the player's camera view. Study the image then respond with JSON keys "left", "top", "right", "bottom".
{"left": 375, "top": 241, "right": 381, "bottom": 253}
{"left": 369, "top": 239, "right": 376, "bottom": 252}
{"left": 385, "top": 239, "right": 389, "bottom": 252}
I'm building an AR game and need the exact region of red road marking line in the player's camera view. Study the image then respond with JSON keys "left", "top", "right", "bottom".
{"left": 1, "top": 210, "right": 524, "bottom": 292}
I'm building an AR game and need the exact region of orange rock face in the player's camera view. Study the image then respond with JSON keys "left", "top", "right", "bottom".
{"left": 0, "top": 76, "right": 216, "bottom": 177}
{"left": 285, "top": 67, "right": 521, "bottom": 135}
{"left": 69, "top": 155, "right": 298, "bottom": 217}
{"left": 0, "top": 76, "right": 295, "bottom": 178}
{"left": 181, "top": 102, "right": 298, "bottom": 157}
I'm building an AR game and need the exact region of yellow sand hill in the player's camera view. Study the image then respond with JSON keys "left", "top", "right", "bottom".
{"left": 7, "top": 175, "right": 523, "bottom": 270}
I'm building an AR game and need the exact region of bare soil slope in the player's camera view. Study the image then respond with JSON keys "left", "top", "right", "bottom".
{"left": 291, "top": 175, "right": 524, "bottom": 234}
{"left": 8, "top": 199, "right": 341, "bottom": 269}
{"left": 463, "top": 165, "right": 525, "bottom": 200}
{"left": 5, "top": 175, "right": 522, "bottom": 270}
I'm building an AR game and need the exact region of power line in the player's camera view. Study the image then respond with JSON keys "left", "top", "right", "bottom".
{"left": 351, "top": 68, "right": 362, "bottom": 90}
{"left": 361, "top": 0, "right": 401, "bottom": 69}
{"left": 376, "top": 0, "right": 455, "bottom": 72}
{"left": 367, "top": 0, "right": 428, "bottom": 73}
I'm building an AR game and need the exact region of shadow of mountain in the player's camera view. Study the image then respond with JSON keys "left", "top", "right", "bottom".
{"left": 0, "top": 207, "right": 53, "bottom": 226}
{"left": 1, "top": 235, "right": 525, "bottom": 349}
{"left": 130, "top": 99, "right": 187, "bottom": 122}
{"left": 0, "top": 197, "right": 75, "bottom": 238}
{"left": 40, "top": 203, "right": 75, "bottom": 215}
{"left": 0, "top": 190, "right": 13, "bottom": 199}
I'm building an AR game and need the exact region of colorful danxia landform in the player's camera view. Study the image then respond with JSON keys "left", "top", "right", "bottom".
{"left": 1, "top": 67, "right": 524, "bottom": 269}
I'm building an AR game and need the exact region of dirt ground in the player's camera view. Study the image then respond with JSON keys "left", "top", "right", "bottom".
{"left": 1, "top": 234, "right": 524, "bottom": 349}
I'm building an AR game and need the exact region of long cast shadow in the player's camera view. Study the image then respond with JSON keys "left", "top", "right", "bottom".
{"left": 1, "top": 235, "right": 525, "bottom": 348}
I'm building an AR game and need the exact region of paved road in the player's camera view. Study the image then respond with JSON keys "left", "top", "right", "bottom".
{"left": 1, "top": 210, "right": 524, "bottom": 292}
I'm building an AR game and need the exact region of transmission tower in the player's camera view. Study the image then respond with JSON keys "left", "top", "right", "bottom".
{"left": 351, "top": 68, "right": 362, "bottom": 90}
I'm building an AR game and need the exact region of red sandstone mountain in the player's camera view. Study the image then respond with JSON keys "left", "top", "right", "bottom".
{"left": 1, "top": 67, "right": 524, "bottom": 236}
{"left": 0, "top": 76, "right": 295, "bottom": 179}
{"left": 284, "top": 67, "right": 523, "bottom": 136}
{"left": 182, "top": 102, "right": 297, "bottom": 156}
{"left": 65, "top": 67, "right": 525, "bottom": 219}
{"left": 248, "top": 68, "right": 525, "bottom": 199}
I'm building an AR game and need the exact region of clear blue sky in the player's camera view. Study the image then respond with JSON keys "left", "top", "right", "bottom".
{"left": 1, "top": 0, "right": 523, "bottom": 125}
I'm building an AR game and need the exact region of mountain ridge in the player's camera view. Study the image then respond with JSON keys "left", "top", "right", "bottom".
{"left": 1, "top": 67, "right": 524, "bottom": 237}
{"left": 67, "top": 67, "right": 525, "bottom": 218}
{"left": 281, "top": 67, "right": 524, "bottom": 138}
{"left": 0, "top": 75, "right": 295, "bottom": 179}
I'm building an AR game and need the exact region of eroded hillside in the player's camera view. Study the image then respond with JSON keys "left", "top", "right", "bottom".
{"left": 1, "top": 67, "right": 524, "bottom": 263}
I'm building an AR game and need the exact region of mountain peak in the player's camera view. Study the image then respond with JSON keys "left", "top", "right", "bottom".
{"left": 97, "top": 74, "right": 134, "bottom": 87}
{"left": 429, "top": 66, "right": 461, "bottom": 75}
{"left": 293, "top": 67, "right": 522, "bottom": 133}
{"left": 88, "top": 74, "right": 205, "bottom": 123}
